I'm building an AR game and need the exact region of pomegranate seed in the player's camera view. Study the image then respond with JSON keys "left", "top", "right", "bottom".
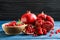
{"left": 49, "top": 31, "right": 54, "bottom": 37}
{"left": 55, "top": 29, "right": 60, "bottom": 34}
{"left": 57, "top": 29, "right": 60, "bottom": 33}
{"left": 49, "top": 34, "right": 52, "bottom": 37}
{"left": 55, "top": 31, "right": 58, "bottom": 34}
{"left": 50, "top": 31, "right": 54, "bottom": 34}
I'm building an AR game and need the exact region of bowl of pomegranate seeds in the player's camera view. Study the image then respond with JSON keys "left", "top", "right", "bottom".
{"left": 2, "top": 21, "right": 27, "bottom": 35}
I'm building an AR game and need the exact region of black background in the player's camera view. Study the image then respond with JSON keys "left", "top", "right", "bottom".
{"left": 0, "top": 0, "right": 60, "bottom": 21}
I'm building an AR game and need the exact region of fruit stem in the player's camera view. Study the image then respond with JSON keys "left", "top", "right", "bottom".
{"left": 41, "top": 11, "right": 44, "bottom": 14}
{"left": 27, "top": 11, "right": 31, "bottom": 14}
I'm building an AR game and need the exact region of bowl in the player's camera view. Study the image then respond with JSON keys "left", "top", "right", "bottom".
{"left": 2, "top": 23, "right": 27, "bottom": 35}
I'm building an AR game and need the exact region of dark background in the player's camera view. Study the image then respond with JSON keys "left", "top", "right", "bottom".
{"left": 0, "top": 0, "right": 60, "bottom": 21}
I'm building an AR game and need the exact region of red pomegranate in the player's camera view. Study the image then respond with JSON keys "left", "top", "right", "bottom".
{"left": 21, "top": 11, "right": 37, "bottom": 24}
{"left": 24, "top": 24, "right": 35, "bottom": 34}
{"left": 35, "top": 12, "right": 54, "bottom": 32}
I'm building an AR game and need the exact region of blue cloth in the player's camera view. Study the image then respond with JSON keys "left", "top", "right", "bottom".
{"left": 0, "top": 21, "right": 60, "bottom": 40}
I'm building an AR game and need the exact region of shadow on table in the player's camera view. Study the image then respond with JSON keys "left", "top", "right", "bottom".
{"left": 0, "top": 31, "right": 30, "bottom": 38}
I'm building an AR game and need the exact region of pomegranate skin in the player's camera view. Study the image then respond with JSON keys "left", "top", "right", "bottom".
{"left": 21, "top": 11, "right": 37, "bottom": 24}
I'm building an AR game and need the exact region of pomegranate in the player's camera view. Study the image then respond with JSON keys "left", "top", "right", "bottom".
{"left": 35, "top": 12, "right": 54, "bottom": 32}
{"left": 24, "top": 24, "right": 35, "bottom": 34}
{"left": 21, "top": 11, "right": 37, "bottom": 24}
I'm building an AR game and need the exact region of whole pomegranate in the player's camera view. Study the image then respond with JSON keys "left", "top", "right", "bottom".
{"left": 21, "top": 11, "right": 37, "bottom": 24}
{"left": 35, "top": 12, "right": 54, "bottom": 32}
